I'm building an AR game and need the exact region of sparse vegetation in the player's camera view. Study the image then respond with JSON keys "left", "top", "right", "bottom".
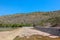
{"left": 0, "top": 10, "right": 60, "bottom": 27}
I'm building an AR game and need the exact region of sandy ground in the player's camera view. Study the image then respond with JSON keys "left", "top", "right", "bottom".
{"left": 0, "top": 27, "right": 59, "bottom": 40}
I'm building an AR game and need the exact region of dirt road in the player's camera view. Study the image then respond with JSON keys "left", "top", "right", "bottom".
{"left": 0, "top": 27, "right": 59, "bottom": 40}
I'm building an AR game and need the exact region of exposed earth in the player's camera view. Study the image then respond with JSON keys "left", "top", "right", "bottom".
{"left": 0, "top": 27, "right": 60, "bottom": 40}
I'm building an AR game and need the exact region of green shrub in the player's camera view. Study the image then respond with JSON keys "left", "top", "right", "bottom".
{"left": 38, "top": 20, "right": 46, "bottom": 26}
{"left": 0, "top": 23, "right": 32, "bottom": 28}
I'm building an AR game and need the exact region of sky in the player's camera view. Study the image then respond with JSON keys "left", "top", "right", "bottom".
{"left": 0, "top": 0, "right": 60, "bottom": 16}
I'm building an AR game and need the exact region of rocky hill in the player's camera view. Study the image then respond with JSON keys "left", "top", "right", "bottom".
{"left": 0, "top": 10, "right": 60, "bottom": 27}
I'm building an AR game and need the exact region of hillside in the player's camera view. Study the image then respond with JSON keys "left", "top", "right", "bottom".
{"left": 0, "top": 10, "right": 60, "bottom": 27}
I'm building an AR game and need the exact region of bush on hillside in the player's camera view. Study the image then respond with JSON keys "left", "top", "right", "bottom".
{"left": 37, "top": 16, "right": 60, "bottom": 27}
{"left": 0, "top": 23, "right": 33, "bottom": 28}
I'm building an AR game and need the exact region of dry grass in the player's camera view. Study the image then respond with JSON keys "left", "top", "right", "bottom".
{"left": 14, "top": 35, "right": 60, "bottom": 40}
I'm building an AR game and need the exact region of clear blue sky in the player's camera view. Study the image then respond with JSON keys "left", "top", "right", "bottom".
{"left": 0, "top": 0, "right": 60, "bottom": 16}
